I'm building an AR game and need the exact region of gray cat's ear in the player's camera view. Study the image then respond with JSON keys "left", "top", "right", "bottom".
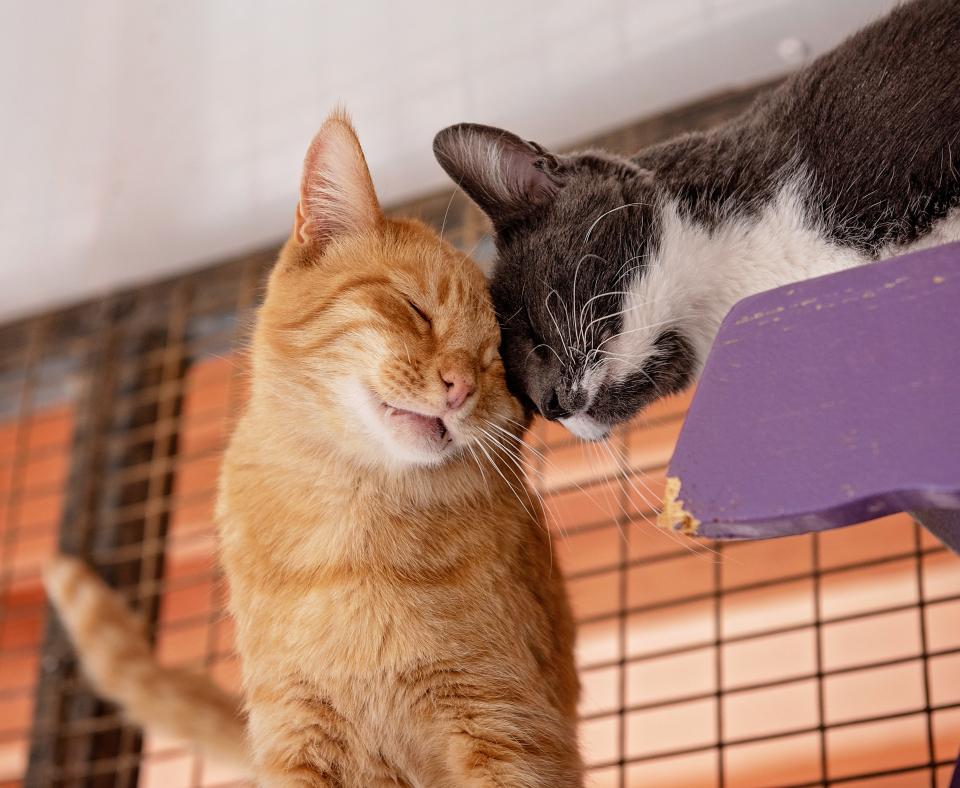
{"left": 433, "top": 124, "right": 563, "bottom": 227}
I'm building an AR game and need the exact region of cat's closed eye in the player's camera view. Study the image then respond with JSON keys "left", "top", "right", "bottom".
{"left": 524, "top": 328, "right": 549, "bottom": 361}
{"left": 406, "top": 299, "right": 432, "bottom": 329}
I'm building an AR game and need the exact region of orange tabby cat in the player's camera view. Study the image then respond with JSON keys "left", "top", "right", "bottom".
{"left": 45, "top": 110, "right": 582, "bottom": 787}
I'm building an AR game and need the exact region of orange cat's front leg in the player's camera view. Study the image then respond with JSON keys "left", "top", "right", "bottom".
{"left": 445, "top": 709, "right": 583, "bottom": 788}
{"left": 246, "top": 684, "right": 356, "bottom": 787}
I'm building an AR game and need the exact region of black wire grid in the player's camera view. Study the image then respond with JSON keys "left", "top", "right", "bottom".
{"left": 0, "top": 83, "right": 957, "bottom": 787}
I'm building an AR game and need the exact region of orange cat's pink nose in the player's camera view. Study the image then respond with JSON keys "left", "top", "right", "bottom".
{"left": 442, "top": 371, "right": 476, "bottom": 410}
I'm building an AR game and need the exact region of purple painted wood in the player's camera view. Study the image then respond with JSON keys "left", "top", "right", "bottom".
{"left": 661, "top": 241, "right": 960, "bottom": 548}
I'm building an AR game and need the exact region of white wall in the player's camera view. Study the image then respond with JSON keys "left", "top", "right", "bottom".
{"left": 0, "top": 0, "right": 899, "bottom": 321}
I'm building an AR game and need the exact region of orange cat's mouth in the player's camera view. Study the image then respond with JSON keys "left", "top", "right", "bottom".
{"left": 369, "top": 393, "right": 462, "bottom": 461}
{"left": 378, "top": 400, "right": 449, "bottom": 443}
{"left": 349, "top": 383, "right": 460, "bottom": 466}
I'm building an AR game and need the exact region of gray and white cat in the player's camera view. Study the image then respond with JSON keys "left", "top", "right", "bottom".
{"left": 433, "top": 0, "right": 960, "bottom": 440}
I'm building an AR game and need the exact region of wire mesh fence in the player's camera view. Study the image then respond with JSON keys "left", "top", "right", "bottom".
{"left": 0, "top": 84, "right": 958, "bottom": 787}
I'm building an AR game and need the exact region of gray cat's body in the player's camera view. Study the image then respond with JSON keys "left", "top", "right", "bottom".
{"left": 434, "top": 0, "right": 960, "bottom": 439}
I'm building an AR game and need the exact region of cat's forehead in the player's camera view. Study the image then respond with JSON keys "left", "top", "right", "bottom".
{"left": 497, "top": 209, "right": 638, "bottom": 298}
{"left": 379, "top": 223, "right": 486, "bottom": 295}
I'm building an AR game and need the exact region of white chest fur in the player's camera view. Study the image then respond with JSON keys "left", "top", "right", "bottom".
{"left": 609, "top": 189, "right": 960, "bottom": 382}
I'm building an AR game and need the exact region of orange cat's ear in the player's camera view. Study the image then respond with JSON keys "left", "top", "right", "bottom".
{"left": 294, "top": 110, "right": 383, "bottom": 248}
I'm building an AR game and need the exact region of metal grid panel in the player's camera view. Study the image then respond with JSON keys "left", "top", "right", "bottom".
{"left": 0, "top": 305, "right": 101, "bottom": 786}
{"left": 526, "top": 413, "right": 960, "bottom": 787}
{"left": 0, "top": 82, "right": 956, "bottom": 786}
{"left": 5, "top": 331, "right": 958, "bottom": 786}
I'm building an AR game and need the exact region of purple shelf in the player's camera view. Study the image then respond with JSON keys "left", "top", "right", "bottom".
{"left": 663, "top": 242, "right": 960, "bottom": 550}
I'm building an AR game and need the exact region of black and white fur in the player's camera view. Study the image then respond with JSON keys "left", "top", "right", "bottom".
{"left": 433, "top": 0, "right": 960, "bottom": 440}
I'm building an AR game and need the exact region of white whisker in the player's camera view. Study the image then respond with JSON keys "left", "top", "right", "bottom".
{"left": 474, "top": 432, "right": 545, "bottom": 536}
{"left": 526, "top": 343, "right": 564, "bottom": 365}
{"left": 599, "top": 436, "right": 721, "bottom": 560}
{"left": 584, "top": 202, "right": 648, "bottom": 242}
{"left": 476, "top": 428, "right": 562, "bottom": 556}
{"left": 543, "top": 288, "right": 574, "bottom": 360}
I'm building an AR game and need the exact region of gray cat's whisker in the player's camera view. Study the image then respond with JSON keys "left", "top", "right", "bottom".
{"left": 434, "top": 2, "right": 957, "bottom": 447}
{"left": 488, "top": 417, "right": 663, "bottom": 543}
{"left": 483, "top": 419, "right": 614, "bottom": 540}
{"left": 570, "top": 253, "right": 591, "bottom": 348}
{"left": 527, "top": 343, "right": 564, "bottom": 365}
{"left": 591, "top": 316, "right": 691, "bottom": 358}
{"left": 577, "top": 289, "right": 635, "bottom": 323}
{"left": 558, "top": 289, "right": 582, "bottom": 358}
{"left": 637, "top": 367, "right": 660, "bottom": 390}
{"left": 464, "top": 232, "right": 491, "bottom": 260}
{"left": 568, "top": 253, "right": 611, "bottom": 348}
{"left": 435, "top": 181, "right": 458, "bottom": 264}
{"left": 603, "top": 437, "right": 723, "bottom": 560}
{"left": 585, "top": 440, "right": 632, "bottom": 546}
{"left": 596, "top": 437, "right": 715, "bottom": 560}
{"left": 575, "top": 289, "right": 636, "bottom": 347}
{"left": 588, "top": 350, "right": 637, "bottom": 362}
{"left": 549, "top": 284, "right": 579, "bottom": 353}
{"left": 545, "top": 288, "right": 575, "bottom": 360}
{"left": 598, "top": 438, "right": 659, "bottom": 514}
{"left": 580, "top": 297, "right": 658, "bottom": 339}
{"left": 583, "top": 202, "right": 649, "bottom": 243}
{"left": 602, "top": 437, "right": 662, "bottom": 504}
{"left": 500, "top": 420, "right": 636, "bottom": 542}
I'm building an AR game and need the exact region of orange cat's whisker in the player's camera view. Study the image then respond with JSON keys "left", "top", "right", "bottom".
{"left": 466, "top": 444, "right": 488, "bottom": 486}
{"left": 475, "top": 427, "right": 572, "bottom": 559}
{"left": 486, "top": 418, "right": 616, "bottom": 540}
{"left": 473, "top": 431, "right": 539, "bottom": 523}
{"left": 475, "top": 430, "right": 558, "bottom": 575}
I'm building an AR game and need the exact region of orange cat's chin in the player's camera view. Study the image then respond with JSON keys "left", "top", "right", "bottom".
{"left": 342, "top": 381, "right": 459, "bottom": 467}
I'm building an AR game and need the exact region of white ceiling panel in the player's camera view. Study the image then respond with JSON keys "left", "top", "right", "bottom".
{"left": 0, "top": 0, "right": 898, "bottom": 320}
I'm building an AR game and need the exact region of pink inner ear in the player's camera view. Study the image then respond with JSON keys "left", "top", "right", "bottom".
{"left": 298, "top": 132, "right": 340, "bottom": 245}
{"left": 296, "top": 116, "right": 382, "bottom": 247}
{"left": 501, "top": 146, "right": 560, "bottom": 202}
{"left": 294, "top": 202, "right": 310, "bottom": 245}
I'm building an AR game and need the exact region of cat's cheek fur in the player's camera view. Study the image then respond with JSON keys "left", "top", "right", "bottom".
{"left": 585, "top": 199, "right": 960, "bottom": 436}
{"left": 46, "top": 110, "right": 585, "bottom": 787}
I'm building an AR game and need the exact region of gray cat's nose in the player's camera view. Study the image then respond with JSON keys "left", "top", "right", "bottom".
{"left": 541, "top": 389, "right": 572, "bottom": 420}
